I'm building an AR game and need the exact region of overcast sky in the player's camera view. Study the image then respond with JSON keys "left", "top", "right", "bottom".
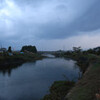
{"left": 0, "top": 0, "right": 100, "bottom": 51}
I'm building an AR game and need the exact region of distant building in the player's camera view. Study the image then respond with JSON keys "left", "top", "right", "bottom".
{"left": 0, "top": 48, "right": 7, "bottom": 53}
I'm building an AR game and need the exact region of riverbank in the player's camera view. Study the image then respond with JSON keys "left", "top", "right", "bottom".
{"left": 65, "top": 54, "right": 100, "bottom": 100}
{"left": 0, "top": 52, "right": 44, "bottom": 68}
{"left": 64, "top": 53, "right": 99, "bottom": 74}
{"left": 43, "top": 53, "right": 100, "bottom": 100}
{"left": 42, "top": 81, "right": 75, "bottom": 100}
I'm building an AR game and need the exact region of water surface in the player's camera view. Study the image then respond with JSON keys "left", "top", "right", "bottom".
{"left": 0, "top": 57, "right": 80, "bottom": 100}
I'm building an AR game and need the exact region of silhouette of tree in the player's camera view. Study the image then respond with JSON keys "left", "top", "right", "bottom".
{"left": 73, "top": 46, "right": 82, "bottom": 53}
{"left": 21, "top": 45, "right": 37, "bottom": 53}
{"left": 8, "top": 46, "right": 12, "bottom": 53}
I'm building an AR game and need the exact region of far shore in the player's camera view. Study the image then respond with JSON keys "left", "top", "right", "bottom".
{"left": 0, "top": 52, "right": 45, "bottom": 69}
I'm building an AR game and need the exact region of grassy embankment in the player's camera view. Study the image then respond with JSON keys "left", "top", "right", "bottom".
{"left": 65, "top": 53, "right": 100, "bottom": 100}
{"left": 43, "top": 53, "right": 100, "bottom": 100}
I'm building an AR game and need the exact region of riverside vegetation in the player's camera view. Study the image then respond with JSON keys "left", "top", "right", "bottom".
{"left": 43, "top": 46, "right": 100, "bottom": 100}
{"left": 0, "top": 45, "right": 44, "bottom": 69}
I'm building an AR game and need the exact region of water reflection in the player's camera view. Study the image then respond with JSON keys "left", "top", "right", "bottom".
{"left": 0, "top": 58, "right": 80, "bottom": 100}
{"left": 0, "top": 61, "right": 36, "bottom": 76}
{"left": 42, "top": 54, "right": 55, "bottom": 58}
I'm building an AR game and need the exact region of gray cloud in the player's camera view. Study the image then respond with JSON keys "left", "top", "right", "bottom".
{"left": 0, "top": 0, "right": 100, "bottom": 50}
{"left": 35, "top": 0, "right": 100, "bottom": 39}
{"left": 76, "top": 0, "right": 100, "bottom": 31}
{"left": 10, "top": 0, "right": 100, "bottom": 39}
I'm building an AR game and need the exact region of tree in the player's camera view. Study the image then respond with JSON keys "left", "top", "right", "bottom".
{"left": 73, "top": 46, "right": 82, "bottom": 53}
{"left": 8, "top": 46, "right": 12, "bottom": 53}
{"left": 21, "top": 45, "right": 37, "bottom": 53}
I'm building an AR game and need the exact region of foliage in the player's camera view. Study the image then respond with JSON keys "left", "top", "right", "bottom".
{"left": 42, "top": 81, "right": 75, "bottom": 100}
{"left": 73, "top": 46, "right": 82, "bottom": 53}
{"left": 65, "top": 60, "right": 100, "bottom": 100}
{"left": 85, "top": 47, "right": 100, "bottom": 55}
{"left": 21, "top": 45, "right": 37, "bottom": 53}
{"left": 8, "top": 46, "right": 12, "bottom": 53}
{"left": 64, "top": 51, "right": 73, "bottom": 55}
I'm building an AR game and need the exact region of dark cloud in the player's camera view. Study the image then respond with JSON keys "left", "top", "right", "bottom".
{"left": 34, "top": 0, "right": 100, "bottom": 39}
{"left": 75, "top": 0, "right": 100, "bottom": 31}
{"left": 0, "top": 0, "right": 100, "bottom": 50}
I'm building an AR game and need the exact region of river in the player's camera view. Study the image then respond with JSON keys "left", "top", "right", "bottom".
{"left": 0, "top": 56, "right": 80, "bottom": 100}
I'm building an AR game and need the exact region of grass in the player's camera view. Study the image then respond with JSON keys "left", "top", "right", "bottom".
{"left": 65, "top": 54, "right": 100, "bottom": 100}
{"left": 53, "top": 53, "right": 100, "bottom": 100}
{"left": 42, "top": 81, "right": 75, "bottom": 100}
{"left": 0, "top": 52, "right": 44, "bottom": 67}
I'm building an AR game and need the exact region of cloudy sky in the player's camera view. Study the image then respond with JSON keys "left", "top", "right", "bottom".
{"left": 0, "top": 0, "right": 100, "bottom": 51}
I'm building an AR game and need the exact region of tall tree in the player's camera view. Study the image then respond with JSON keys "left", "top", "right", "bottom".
{"left": 8, "top": 46, "right": 12, "bottom": 53}
{"left": 73, "top": 46, "right": 82, "bottom": 53}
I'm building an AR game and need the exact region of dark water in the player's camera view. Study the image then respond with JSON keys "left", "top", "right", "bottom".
{"left": 0, "top": 57, "right": 80, "bottom": 100}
